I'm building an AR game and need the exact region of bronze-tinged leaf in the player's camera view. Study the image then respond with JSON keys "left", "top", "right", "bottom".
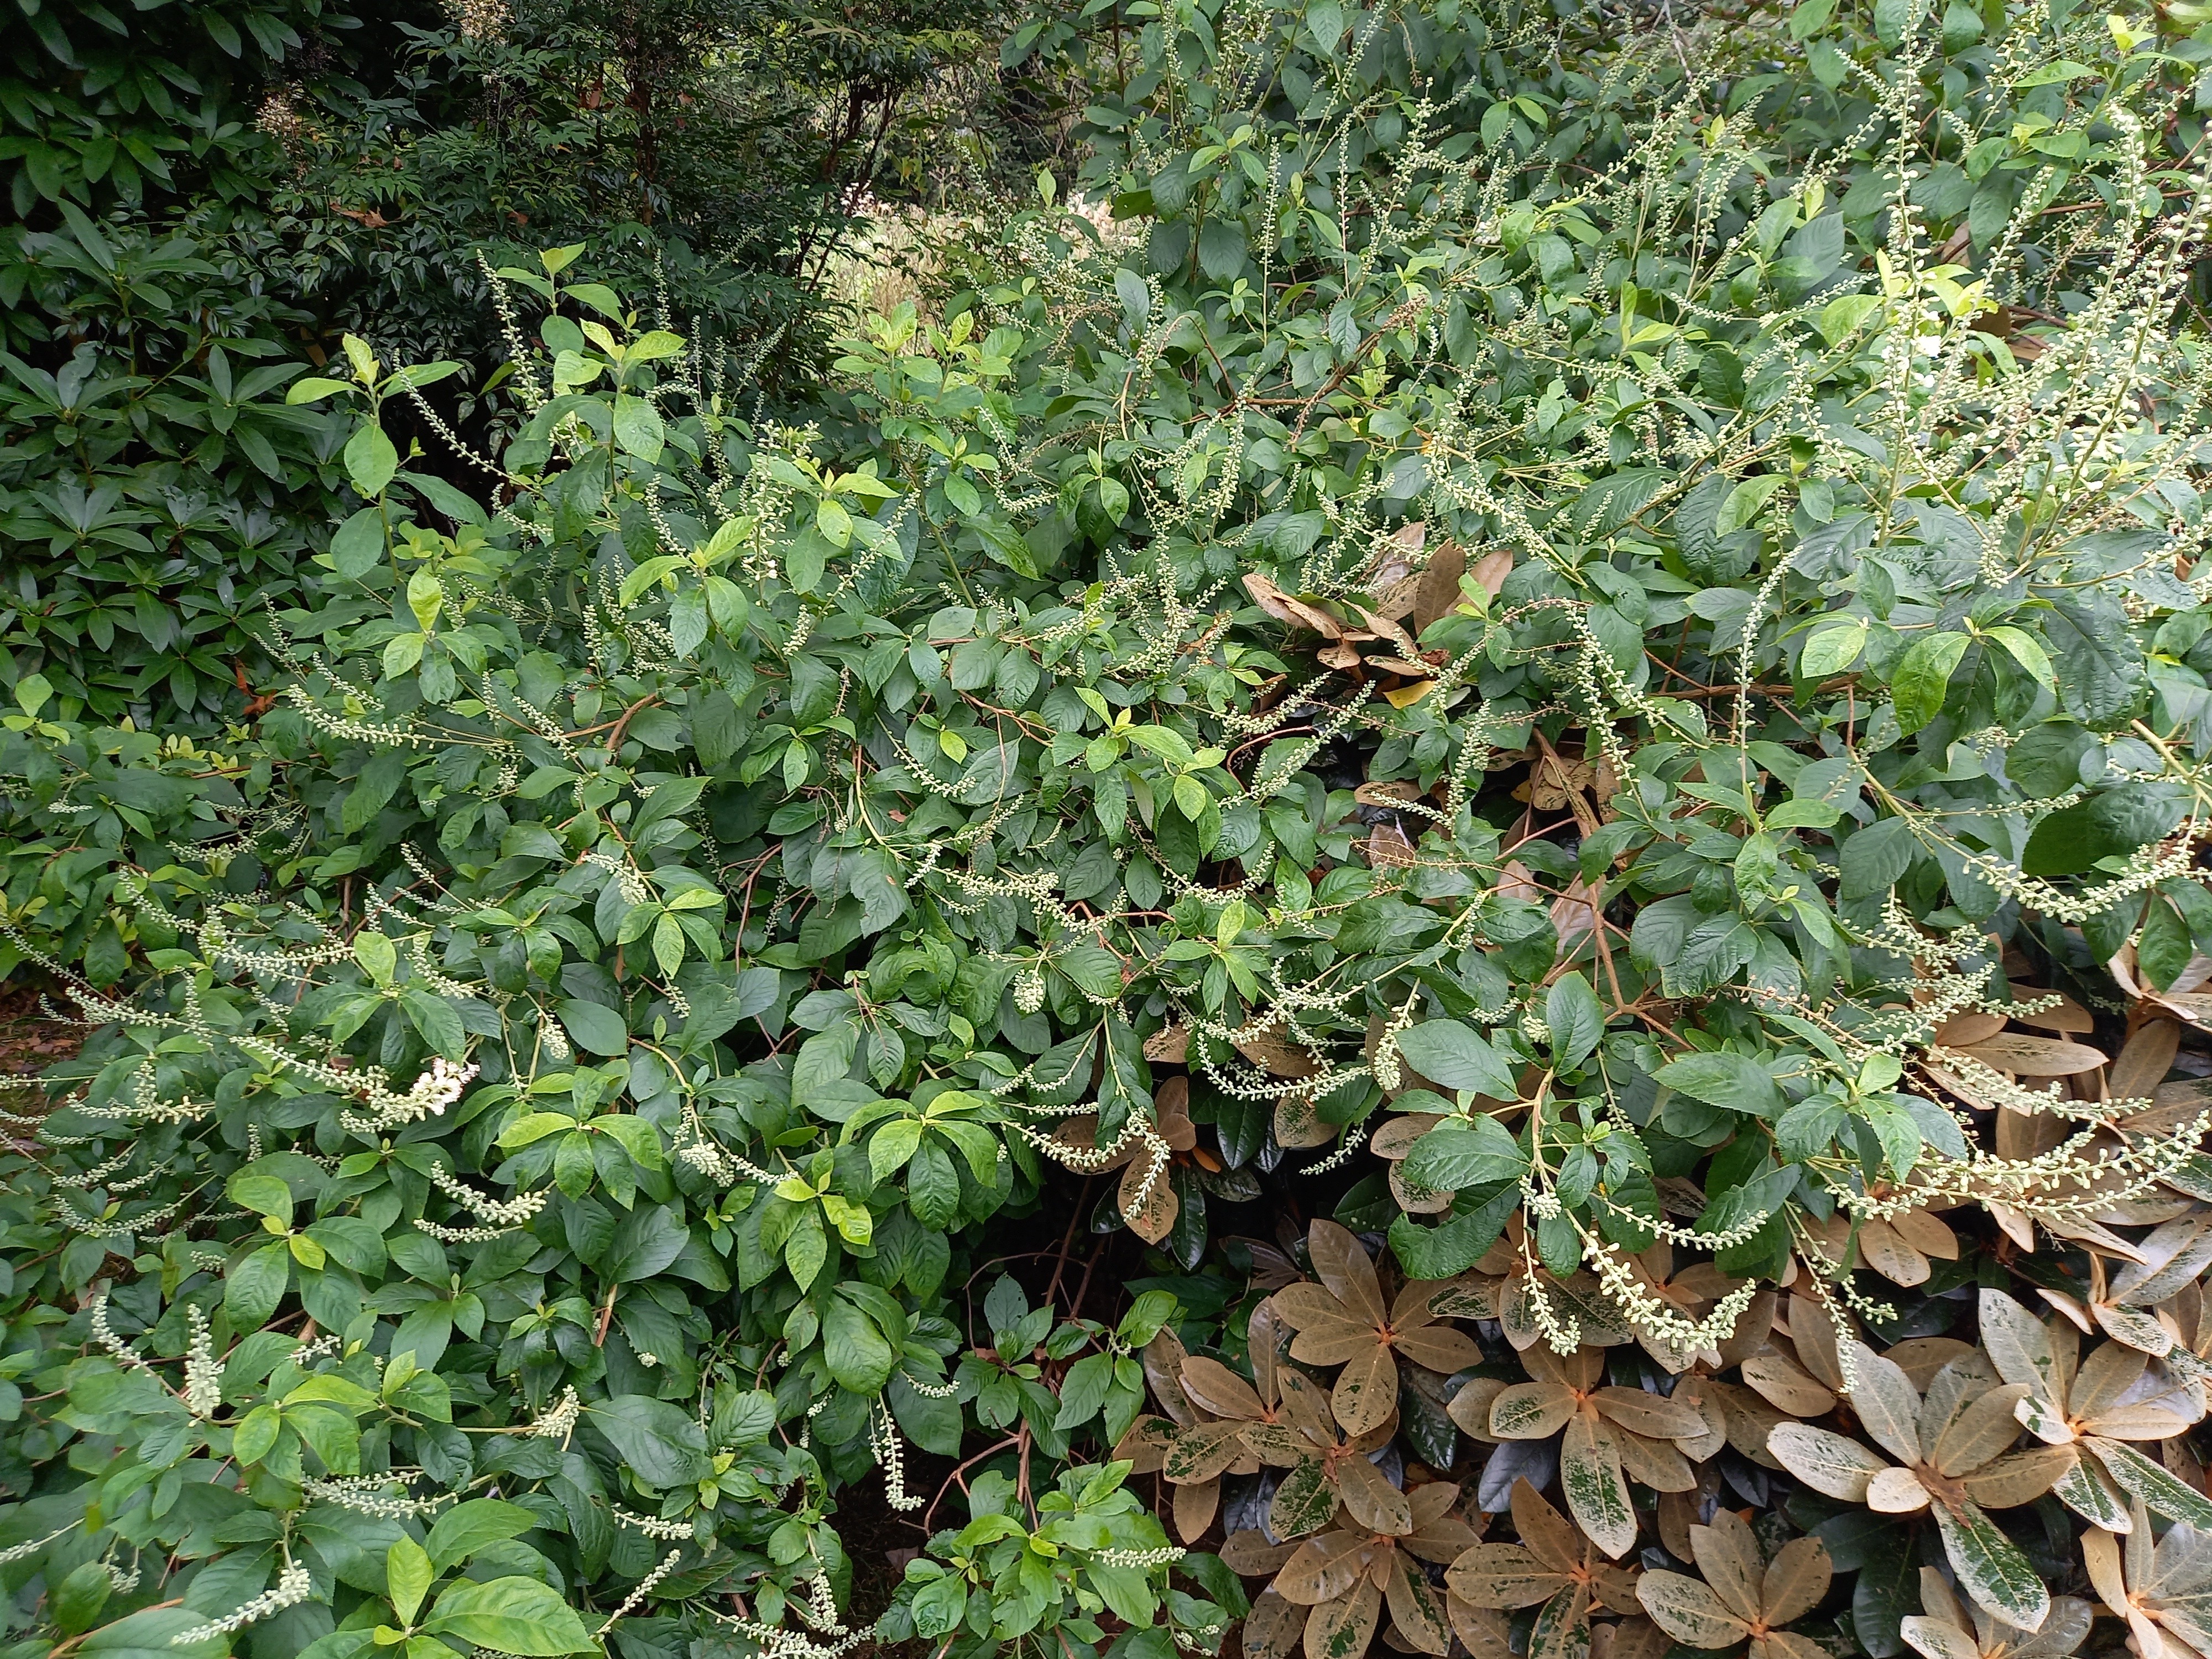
{"left": 1272, "top": 1457, "right": 1344, "bottom": 1539}
{"left": 1337, "top": 1447, "right": 1415, "bottom": 1537}
{"left": 1244, "top": 1423, "right": 1306, "bottom": 1466}
{"left": 2110, "top": 1019, "right": 2183, "bottom": 1105}
{"left": 1888, "top": 1209, "right": 1959, "bottom": 1261}
{"left": 1448, "top": 1378, "right": 1508, "bottom": 1445}
{"left": 1310, "top": 1219, "right": 1389, "bottom": 1326}
{"left": 1303, "top": 1572, "right": 1383, "bottom": 1659}
{"left": 1766, "top": 1423, "right": 1889, "bottom": 1501}
{"left": 1243, "top": 1588, "right": 1307, "bottom": 1659}
{"left": 1371, "top": 1114, "right": 1443, "bottom": 1159}
{"left": 1243, "top": 1025, "right": 1324, "bottom": 1081}
{"left": 1884, "top": 1338, "right": 1979, "bottom": 1393}
{"left": 1867, "top": 1465, "right": 1933, "bottom": 1513}
{"left": 1413, "top": 541, "right": 1470, "bottom": 635}
{"left": 1278, "top": 1530, "right": 1376, "bottom": 1606}
{"left": 1977, "top": 1288, "right": 2061, "bottom": 1401}
{"left": 1177, "top": 1477, "right": 1222, "bottom": 1543}
{"left": 1243, "top": 573, "right": 1348, "bottom": 639}
{"left": 2005, "top": 990, "right": 2095, "bottom": 1035}
{"left": 1751, "top": 1633, "right": 1834, "bottom": 1659}
{"left": 1843, "top": 1343, "right": 1925, "bottom": 1465}
{"left": 1932, "top": 1384, "right": 2033, "bottom": 1477}
{"left": 1224, "top": 1529, "right": 1300, "bottom": 1577}
{"left": 1562, "top": 1413, "right": 1637, "bottom": 1561}
{"left": 1384, "top": 1552, "right": 1455, "bottom": 1656}
{"left": 1707, "top": 1379, "right": 1790, "bottom": 1469}
{"left": 2085, "top": 1405, "right": 2195, "bottom": 1442}
{"left": 1114, "top": 1414, "right": 1177, "bottom": 1473}
{"left": 2111, "top": 1214, "right": 2212, "bottom": 1307}
{"left": 1593, "top": 1615, "right": 1670, "bottom": 1659}
{"left": 1592, "top": 1387, "right": 1707, "bottom": 1442}
{"left": 1689, "top": 1512, "right": 1764, "bottom": 1624}
{"left": 1394, "top": 1325, "right": 1482, "bottom": 1376}
{"left": 1783, "top": 1298, "right": 1849, "bottom": 1392}
{"left": 1592, "top": 1564, "right": 1644, "bottom": 1618}
{"left": 1332, "top": 1342, "right": 1401, "bottom": 1438}
{"left": 1448, "top": 1597, "right": 1512, "bottom": 1659}
{"left": 1169, "top": 1420, "right": 1259, "bottom": 1484}
{"left": 1510, "top": 1480, "right": 1587, "bottom": 1577}
{"left": 1279, "top": 1368, "right": 1338, "bottom": 1442}
{"left": 1953, "top": 1034, "right": 2109, "bottom": 1076}
{"left": 1932, "top": 1011, "right": 2007, "bottom": 1047}
{"left": 1490, "top": 1381, "right": 1576, "bottom": 1440}
{"left": 1859, "top": 1221, "right": 1933, "bottom": 1287}
{"left": 1145, "top": 1326, "right": 1199, "bottom": 1428}
{"left": 1960, "top": 1444, "right": 2074, "bottom": 1508}
{"left": 1183, "top": 1355, "right": 1270, "bottom": 1422}
{"left": 1425, "top": 1276, "right": 1503, "bottom": 1321}
{"left": 1667, "top": 1377, "right": 1730, "bottom": 1463}
{"left": 1276, "top": 1093, "right": 1337, "bottom": 1149}
{"left": 1282, "top": 1312, "right": 1381, "bottom": 1369}
{"left": 1528, "top": 1583, "right": 1594, "bottom": 1659}
{"left": 1610, "top": 1425, "right": 1695, "bottom": 1494}
{"left": 1443, "top": 1545, "right": 1564, "bottom": 1611}
{"left": 1143, "top": 1023, "right": 1191, "bottom": 1063}
{"left": 1120, "top": 1149, "right": 1178, "bottom": 1243}
{"left": 1741, "top": 1352, "right": 1837, "bottom": 1418}
{"left": 1760, "top": 1536, "right": 1832, "bottom": 1626}
{"left": 2080, "top": 1525, "right": 2128, "bottom": 1617}
{"left": 1635, "top": 1572, "right": 1751, "bottom": 1648}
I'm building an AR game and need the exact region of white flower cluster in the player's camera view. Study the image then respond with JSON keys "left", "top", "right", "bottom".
{"left": 169, "top": 1558, "right": 313, "bottom": 1646}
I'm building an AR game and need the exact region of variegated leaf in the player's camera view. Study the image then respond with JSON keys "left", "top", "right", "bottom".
{"left": 1562, "top": 1413, "right": 1637, "bottom": 1560}
{"left": 1766, "top": 1422, "right": 1889, "bottom": 1501}
{"left": 1635, "top": 1572, "right": 1750, "bottom": 1648}
{"left": 1385, "top": 1553, "right": 1455, "bottom": 1656}
{"left": 1932, "top": 1500, "right": 2050, "bottom": 1634}
{"left": 1243, "top": 1589, "right": 1307, "bottom": 1659}
{"left": 2095, "top": 1437, "right": 2212, "bottom": 1528}
{"left": 1444, "top": 1545, "right": 1564, "bottom": 1611}
{"left": 1527, "top": 1584, "right": 1593, "bottom": 1659}
{"left": 1761, "top": 1535, "right": 1832, "bottom": 1626}
{"left": 2053, "top": 1451, "right": 2133, "bottom": 1532}
{"left": 1303, "top": 1573, "right": 1383, "bottom": 1659}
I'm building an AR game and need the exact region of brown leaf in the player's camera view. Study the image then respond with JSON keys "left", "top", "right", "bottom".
{"left": 1302, "top": 1573, "right": 1383, "bottom": 1659}
{"left": 1950, "top": 1034, "right": 2110, "bottom": 1076}
{"left": 1113, "top": 1415, "right": 1177, "bottom": 1473}
{"left": 1242, "top": 1026, "right": 1324, "bottom": 1080}
{"left": 1444, "top": 1545, "right": 1566, "bottom": 1611}
{"left": 1511, "top": 1480, "right": 1588, "bottom": 1577}
{"left": 1331, "top": 1341, "right": 1401, "bottom": 1438}
{"left": 1119, "top": 1147, "right": 1178, "bottom": 1243}
{"left": 1226, "top": 1530, "right": 1302, "bottom": 1577}
{"left": 1636, "top": 1573, "right": 1750, "bottom": 1648}
{"left": 1384, "top": 1552, "right": 1455, "bottom": 1656}
{"left": 1338, "top": 1448, "right": 1415, "bottom": 1537}
{"left": 1447, "top": 1597, "right": 1512, "bottom": 1659}
{"left": 1144, "top": 1024, "right": 1191, "bottom": 1063}
{"left": 1740, "top": 1352, "right": 1838, "bottom": 1417}
{"left": 1689, "top": 1512, "right": 1765, "bottom": 1624}
{"left": 1243, "top": 1588, "right": 1308, "bottom": 1659}
{"left": 1412, "top": 540, "right": 1468, "bottom": 637}
{"left": 1244, "top": 573, "right": 1348, "bottom": 638}
{"left": 2005, "top": 990, "right": 2096, "bottom": 1034}
{"left": 1760, "top": 1536, "right": 1832, "bottom": 1625}
{"left": 2111, "top": 1020, "right": 2183, "bottom": 1104}
{"left": 1279, "top": 1531, "right": 1376, "bottom": 1606}
{"left": 1167, "top": 1420, "right": 1255, "bottom": 1484}
{"left": 1959, "top": 1444, "right": 2073, "bottom": 1507}
{"left": 1394, "top": 1325, "right": 1481, "bottom": 1375}
{"left": 1176, "top": 1477, "right": 1222, "bottom": 1542}
{"left": 1183, "top": 1355, "right": 1269, "bottom": 1422}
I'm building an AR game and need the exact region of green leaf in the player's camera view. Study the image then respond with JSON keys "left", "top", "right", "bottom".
{"left": 1395, "top": 1020, "right": 1518, "bottom": 1098}
{"left": 1400, "top": 1115, "right": 1528, "bottom": 1192}
{"left": 1930, "top": 1502, "right": 2047, "bottom": 1633}
{"left": 386, "top": 1536, "right": 434, "bottom": 1625}
{"left": 225, "top": 1243, "right": 292, "bottom": 1330}
{"left": 344, "top": 420, "right": 399, "bottom": 499}
{"left": 426, "top": 1499, "right": 540, "bottom": 1575}
{"left": 2021, "top": 785, "right": 2189, "bottom": 877}
{"left": 1545, "top": 972, "right": 1605, "bottom": 1070}
{"left": 1800, "top": 619, "right": 1866, "bottom": 677}
{"left": 1892, "top": 631, "right": 1970, "bottom": 734}
{"left": 1984, "top": 626, "right": 2053, "bottom": 688}
{"left": 587, "top": 1395, "right": 713, "bottom": 1489}
{"left": 1654, "top": 1052, "right": 1781, "bottom": 1117}
{"left": 558, "top": 998, "right": 630, "bottom": 1057}
{"left": 425, "top": 1577, "right": 598, "bottom": 1655}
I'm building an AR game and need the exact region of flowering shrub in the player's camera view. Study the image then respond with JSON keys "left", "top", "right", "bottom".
{"left": 7, "top": 0, "right": 2212, "bottom": 1653}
